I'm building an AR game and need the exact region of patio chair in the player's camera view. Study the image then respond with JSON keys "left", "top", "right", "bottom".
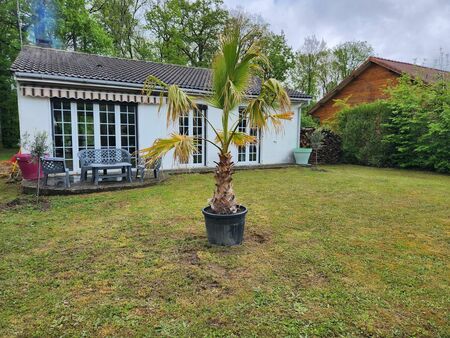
{"left": 135, "top": 157, "right": 162, "bottom": 182}
{"left": 41, "top": 157, "right": 71, "bottom": 188}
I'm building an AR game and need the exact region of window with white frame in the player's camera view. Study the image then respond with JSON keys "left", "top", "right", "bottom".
{"left": 193, "top": 106, "right": 205, "bottom": 164}
{"left": 120, "top": 104, "right": 137, "bottom": 163}
{"left": 77, "top": 102, "right": 95, "bottom": 151}
{"left": 52, "top": 99, "right": 73, "bottom": 170}
{"left": 178, "top": 105, "right": 206, "bottom": 165}
{"left": 99, "top": 103, "right": 116, "bottom": 148}
{"left": 237, "top": 107, "right": 259, "bottom": 163}
{"left": 51, "top": 100, "right": 138, "bottom": 171}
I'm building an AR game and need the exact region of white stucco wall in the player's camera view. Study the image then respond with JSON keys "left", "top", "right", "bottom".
{"left": 17, "top": 90, "right": 52, "bottom": 152}
{"left": 17, "top": 87, "right": 304, "bottom": 171}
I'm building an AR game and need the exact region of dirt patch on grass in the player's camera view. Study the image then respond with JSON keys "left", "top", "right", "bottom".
{"left": 0, "top": 161, "right": 11, "bottom": 177}
{"left": 246, "top": 229, "right": 271, "bottom": 244}
{"left": 0, "top": 196, "right": 51, "bottom": 211}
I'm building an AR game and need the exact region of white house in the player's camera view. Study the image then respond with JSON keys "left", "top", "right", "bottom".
{"left": 11, "top": 46, "right": 311, "bottom": 172}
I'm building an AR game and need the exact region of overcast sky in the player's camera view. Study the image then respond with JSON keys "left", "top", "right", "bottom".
{"left": 223, "top": 0, "right": 450, "bottom": 69}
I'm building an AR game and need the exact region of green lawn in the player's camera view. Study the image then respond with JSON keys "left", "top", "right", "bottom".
{"left": 0, "top": 166, "right": 449, "bottom": 336}
{"left": 0, "top": 147, "right": 17, "bottom": 161}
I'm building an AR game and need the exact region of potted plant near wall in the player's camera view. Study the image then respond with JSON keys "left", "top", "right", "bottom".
{"left": 18, "top": 132, "right": 51, "bottom": 201}
{"left": 140, "top": 25, "right": 293, "bottom": 246}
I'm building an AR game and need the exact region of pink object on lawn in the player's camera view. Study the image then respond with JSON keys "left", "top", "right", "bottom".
{"left": 16, "top": 153, "right": 44, "bottom": 180}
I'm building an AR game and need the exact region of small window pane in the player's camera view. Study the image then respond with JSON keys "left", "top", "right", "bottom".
{"left": 87, "top": 136, "right": 95, "bottom": 147}
{"left": 108, "top": 113, "right": 115, "bottom": 123}
{"left": 86, "top": 124, "right": 94, "bottom": 134}
{"left": 63, "top": 111, "right": 71, "bottom": 122}
{"left": 78, "top": 124, "right": 86, "bottom": 134}
{"left": 100, "top": 113, "right": 107, "bottom": 123}
{"left": 54, "top": 110, "right": 62, "bottom": 122}
{"left": 54, "top": 123, "right": 62, "bottom": 135}
{"left": 64, "top": 123, "right": 71, "bottom": 134}
{"left": 108, "top": 125, "right": 115, "bottom": 134}
{"left": 100, "top": 125, "right": 107, "bottom": 134}
{"left": 85, "top": 112, "right": 94, "bottom": 123}
{"left": 64, "top": 136, "right": 72, "bottom": 147}
{"left": 109, "top": 136, "right": 116, "bottom": 146}
{"left": 55, "top": 136, "right": 63, "bottom": 146}
{"left": 65, "top": 148, "right": 73, "bottom": 159}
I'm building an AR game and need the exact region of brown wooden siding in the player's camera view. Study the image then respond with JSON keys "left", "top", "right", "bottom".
{"left": 312, "top": 63, "right": 399, "bottom": 122}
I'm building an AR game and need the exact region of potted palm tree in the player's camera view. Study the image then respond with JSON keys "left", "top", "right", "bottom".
{"left": 140, "top": 25, "right": 293, "bottom": 246}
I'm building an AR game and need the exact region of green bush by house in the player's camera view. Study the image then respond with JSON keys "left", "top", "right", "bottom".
{"left": 336, "top": 75, "right": 450, "bottom": 172}
{"left": 336, "top": 101, "right": 392, "bottom": 167}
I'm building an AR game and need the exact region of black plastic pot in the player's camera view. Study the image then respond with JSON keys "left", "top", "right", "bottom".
{"left": 202, "top": 205, "right": 248, "bottom": 246}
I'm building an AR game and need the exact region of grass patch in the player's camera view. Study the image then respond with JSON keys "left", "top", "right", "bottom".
{"left": 0, "top": 165, "right": 449, "bottom": 336}
{"left": 0, "top": 147, "right": 17, "bottom": 161}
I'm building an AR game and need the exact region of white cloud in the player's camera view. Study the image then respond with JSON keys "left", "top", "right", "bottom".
{"left": 223, "top": 0, "right": 450, "bottom": 67}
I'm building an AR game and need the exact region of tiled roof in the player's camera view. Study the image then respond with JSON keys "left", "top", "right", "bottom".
{"left": 369, "top": 56, "right": 450, "bottom": 82}
{"left": 11, "top": 45, "right": 310, "bottom": 100}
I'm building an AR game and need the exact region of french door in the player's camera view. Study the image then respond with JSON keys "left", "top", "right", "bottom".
{"left": 178, "top": 105, "right": 206, "bottom": 166}
{"left": 51, "top": 99, "right": 138, "bottom": 171}
{"left": 237, "top": 107, "right": 259, "bottom": 164}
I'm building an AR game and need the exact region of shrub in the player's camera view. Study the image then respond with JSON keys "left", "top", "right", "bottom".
{"left": 336, "top": 101, "right": 392, "bottom": 166}
{"left": 383, "top": 76, "right": 450, "bottom": 172}
{"left": 301, "top": 112, "right": 319, "bottom": 128}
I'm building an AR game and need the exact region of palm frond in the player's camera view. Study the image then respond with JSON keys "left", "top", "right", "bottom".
{"left": 245, "top": 78, "right": 292, "bottom": 132}
{"left": 139, "top": 133, "right": 195, "bottom": 164}
{"left": 210, "top": 26, "right": 265, "bottom": 112}
{"left": 142, "top": 75, "right": 167, "bottom": 111}
{"left": 215, "top": 130, "right": 257, "bottom": 147}
{"left": 166, "top": 85, "right": 196, "bottom": 124}
{"left": 143, "top": 75, "right": 196, "bottom": 126}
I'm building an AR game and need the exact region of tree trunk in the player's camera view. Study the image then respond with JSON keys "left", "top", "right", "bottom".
{"left": 210, "top": 152, "right": 238, "bottom": 214}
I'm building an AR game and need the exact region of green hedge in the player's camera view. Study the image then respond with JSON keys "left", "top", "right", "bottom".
{"left": 336, "top": 101, "right": 392, "bottom": 167}
{"left": 336, "top": 76, "right": 450, "bottom": 173}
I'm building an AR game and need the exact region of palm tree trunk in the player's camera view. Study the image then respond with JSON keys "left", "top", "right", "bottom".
{"left": 210, "top": 152, "right": 238, "bottom": 214}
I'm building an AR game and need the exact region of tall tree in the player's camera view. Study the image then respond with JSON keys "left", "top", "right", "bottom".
{"left": 331, "top": 41, "right": 373, "bottom": 79}
{"left": 55, "top": 0, "right": 113, "bottom": 53}
{"left": 146, "top": 0, "right": 228, "bottom": 66}
{"left": 290, "top": 35, "right": 328, "bottom": 100}
{"left": 94, "top": 0, "right": 149, "bottom": 59}
{"left": 0, "top": 0, "right": 29, "bottom": 147}
{"left": 260, "top": 31, "right": 294, "bottom": 82}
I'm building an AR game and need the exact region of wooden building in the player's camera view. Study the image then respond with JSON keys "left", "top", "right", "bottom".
{"left": 309, "top": 57, "right": 450, "bottom": 122}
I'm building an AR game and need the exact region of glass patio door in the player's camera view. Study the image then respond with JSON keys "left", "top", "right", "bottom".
{"left": 178, "top": 105, "right": 206, "bottom": 166}
{"left": 51, "top": 99, "right": 138, "bottom": 171}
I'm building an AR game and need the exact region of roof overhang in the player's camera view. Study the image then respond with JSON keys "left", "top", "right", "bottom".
{"left": 14, "top": 72, "right": 310, "bottom": 104}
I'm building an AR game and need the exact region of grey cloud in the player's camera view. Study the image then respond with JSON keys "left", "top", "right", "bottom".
{"left": 224, "top": 0, "right": 450, "bottom": 67}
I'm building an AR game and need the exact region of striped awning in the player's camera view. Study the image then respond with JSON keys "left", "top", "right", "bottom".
{"left": 20, "top": 85, "right": 164, "bottom": 104}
